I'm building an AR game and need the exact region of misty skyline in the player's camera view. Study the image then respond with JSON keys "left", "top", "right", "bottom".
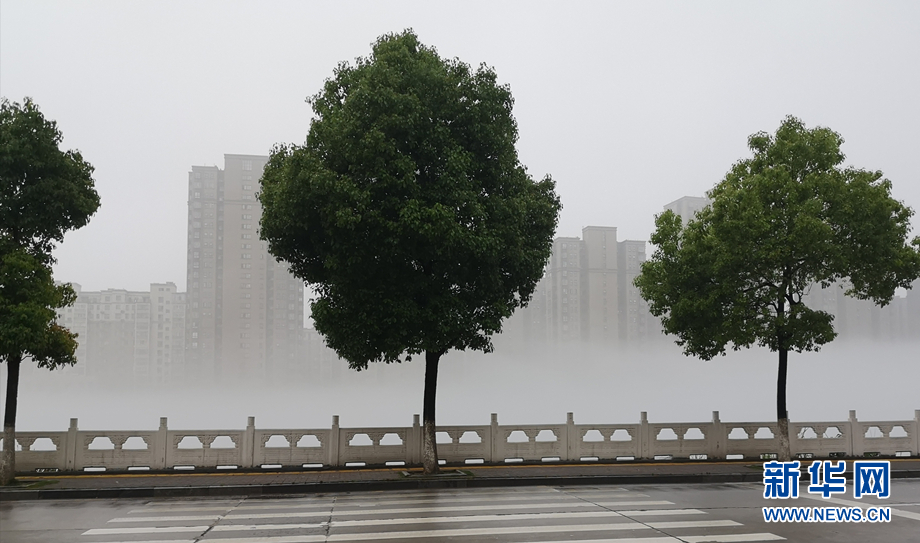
{"left": 2, "top": 1, "right": 918, "bottom": 293}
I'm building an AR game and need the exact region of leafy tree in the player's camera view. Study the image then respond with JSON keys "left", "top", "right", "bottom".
{"left": 259, "top": 31, "right": 561, "bottom": 474}
{"left": 1, "top": 98, "right": 100, "bottom": 484}
{"left": 636, "top": 116, "right": 920, "bottom": 461}
{"left": 0, "top": 251, "right": 78, "bottom": 484}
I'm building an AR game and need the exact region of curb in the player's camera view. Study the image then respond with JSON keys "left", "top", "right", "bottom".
{"left": 2, "top": 469, "right": 917, "bottom": 502}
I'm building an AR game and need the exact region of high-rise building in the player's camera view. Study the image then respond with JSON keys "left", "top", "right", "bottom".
{"left": 54, "top": 282, "right": 186, "bottom": 382}
{"left": 543, "top": 236, "right": 585, "bottom": 342}
{"left": 513, "top": 226, "right": 657, "bottom": 348}
{"left": 617, "top": 239, "right": 651, "bottom": 342}
{"left": 582, "top": 226, "right": 619, "bottom": 343}
{"left": 185, "top": 154, "right": 304, "bottom": 383}
{"left": 664, "top": 196, "right": 711, "bottom": 226}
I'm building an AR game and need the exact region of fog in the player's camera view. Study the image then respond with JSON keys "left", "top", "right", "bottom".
{"left": 6, "top": 338, "right": 917, "bottom": 432}
{"left": 1, "top": 3, "right": 918, "bottom": 433}
{"left": 1, "top": 2, "right": 918, "bottom": 292}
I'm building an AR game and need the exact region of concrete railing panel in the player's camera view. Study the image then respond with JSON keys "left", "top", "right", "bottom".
{"left": 9, "top": 409, "right": 918, "bottom": 473}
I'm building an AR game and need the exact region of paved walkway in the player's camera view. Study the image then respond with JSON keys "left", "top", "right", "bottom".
{"left": 3, "top": 459, "right": 919, "bottom": 500}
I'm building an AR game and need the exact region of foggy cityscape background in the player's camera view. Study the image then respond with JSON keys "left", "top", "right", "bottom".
{"left": 2, "top": 1, "right": 918, "bottom": 433}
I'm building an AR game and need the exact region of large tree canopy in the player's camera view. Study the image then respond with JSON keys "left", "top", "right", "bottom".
{"left": 1, "top": 98, "right": 99, "bottom": 484}
{"left": 1, "top": 98, "right": 100, "bottom": 261}
{"left": 259, "top": 31, "right": 561, "bottom": 473}
{"left": 636, "top": 116, "right": 920, "bottom": 460}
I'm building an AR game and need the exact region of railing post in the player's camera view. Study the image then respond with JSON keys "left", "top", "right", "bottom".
{"left": 913, "top": 410, "right": 920, "bottom": 457}
{"left": 65, "top": 418, "right": 78, "bottom": 471}
{"left": 329, "top": 415, "right": 340, "bottom": 467}
{"left": 242, "top": 416, "right": 255, "bottom": 469}
{"left": 711, "top": 411, "right": 724, "bottom": 460}
{"left": 565, "top": 412, "right": 575, "bottom": 462}
{"left": 639, "top": 412, "right": 649, "bottom": 460}
{"left": 490, "top": 413, "right": 499, "bottom": 463}
{"left": 154, "top": 417, "right": 168, "bottom": 470}
{"left": 410, "top": 414, "right": 420, "bottom": 465}
{"left": 848, "top": 410, "right": 860, "bottom": 458}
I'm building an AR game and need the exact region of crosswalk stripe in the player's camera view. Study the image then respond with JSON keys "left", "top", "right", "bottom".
{"left": 620, "top": 509, "right": 706, "bottom": 516}
{"left": 178, "top": 538, "right": 326, "bottom": 543}
{"left": 650, "top": 519, "right": 741, "bottom": 529}
{"left": 564, "top": 492, "right": 651, "bottom": 498}
{"left": 80, "top": 541, "right": 196, "bottom": 543}
{"left": 799, "top": 494, "right": 920, "bottom": 522}
{"left": 329, "top": 510, "right": 626, "bottom": 528}
{"left": 81, "top": 540, "right": 197, "bottom": 543}
{"left": 81, "top": 538, "right": 776, "bottom": 543}
{"left": 591, "top": 501, "right": 675, "bottom": 507}
{"left": 113, "top": 499, "right": 674, "bottom": 523}
{"left": 89, "top": 521, "right": 649, "bottom": 538}
{"left": 325, "top": 523, "right": 652, "bottom": 541}
{"left": 238, "top": 499, "right": 673, "bottom": 516}
{"left": 680, "top": 534, "right": 786, "bottom": 542}
{"left": 519, "top": 539, "right": 682, "bottom": 543}
{"left": 112, "top": 514, "right": 225, "bottom": 522}
{"left": 83, "top": 526, "right": 209, "bottom": 535}
{"left": 126, "top": 492, "right": 639, "bottom": 514}
{"left": 207, "top": 511, "right": 627, "bottom": 532}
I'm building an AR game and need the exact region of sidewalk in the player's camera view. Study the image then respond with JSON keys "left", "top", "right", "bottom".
{"left": 3, "top": 458, "right": 918, "bottom": 501}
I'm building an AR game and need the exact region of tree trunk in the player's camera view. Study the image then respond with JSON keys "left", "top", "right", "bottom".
{"left": 422, "top": 350, "right": 441, "bottom": 475}
{"left": 1, "top": 353, "right": 22, "bottom": 486}
{"left": 776, "top": 347, "right": 791, "bottom": 462}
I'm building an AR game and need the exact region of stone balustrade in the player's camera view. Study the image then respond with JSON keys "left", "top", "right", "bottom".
{"left": 5, "top": 409, "right": 918, "bottom": 473}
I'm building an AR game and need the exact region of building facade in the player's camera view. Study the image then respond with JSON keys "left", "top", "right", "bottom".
{"left": 54, "top": 283, "right": 186, "bottom": 382}
{"left": 185, "top": 154, "right": 304, "bottom": 383}
{"left": 663, "top": 195, "right": 711, "bottom": 226}
{"left": 503, "top": 226, "right": 657, "bottom": 350}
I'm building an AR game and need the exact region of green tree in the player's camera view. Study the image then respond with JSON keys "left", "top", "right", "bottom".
{"left": 636, "top": 116, "right": 920, "bottom": 461}
{"left": 259, "top": 31, "right": 561, "bottom": 474}
{"left": 1, "top": 98, "right": 100, "bottom": 484}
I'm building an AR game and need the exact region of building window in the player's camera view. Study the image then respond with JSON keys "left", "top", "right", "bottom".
{"left": 242, "top": 160, "right": 252, "bottom": 171}
{"left": 194, "top": 192, "right": 201, "bottom": 199}
{"left": 242, "top": 224, "right": 253, "bottom": 230}
{"left": 242, "top": 185, "right": 253, "bottom": 191}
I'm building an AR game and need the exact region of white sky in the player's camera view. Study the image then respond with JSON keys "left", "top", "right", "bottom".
{"left": 2, "top": 1, "right": 918, "bottom": 293}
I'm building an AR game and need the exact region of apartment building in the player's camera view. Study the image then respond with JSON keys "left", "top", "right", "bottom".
{"left": 54, "top": 282, "right": 186, "bottom": 382}
{"left": 507, "top": 227, "right": 655, "bottom": 348}
{"left": 663, "top": 195, "right": 711, "bottom": 226}
{"left": 185, "top": 154, "right": 304, "bottom": 383}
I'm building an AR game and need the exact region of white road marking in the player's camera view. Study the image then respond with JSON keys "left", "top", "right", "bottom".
{"left": 649, "top": 520, "right": 741, "bottom": 529}
{"left": 620, "top": 508, "right": 707, "bottom": 516}
{"left": 680, "top": 534, "right": 786, "bottom": 542}
{"left": 209, "top": 510, "right": 626, "bottom": 531}
{"left": 594, "top": 501, "right": 675, "bottom": 507}
{"left": 798, "top": 494, "right": 920, "bottom": 522}
{"left": 83, "top": 526, "right": 209, "bottom": 535}
{"left": 127, "top": 491, "right": 626, "bottom": 514}
{"left": 324, "top": 522, "right": 651, "bottom": 541}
